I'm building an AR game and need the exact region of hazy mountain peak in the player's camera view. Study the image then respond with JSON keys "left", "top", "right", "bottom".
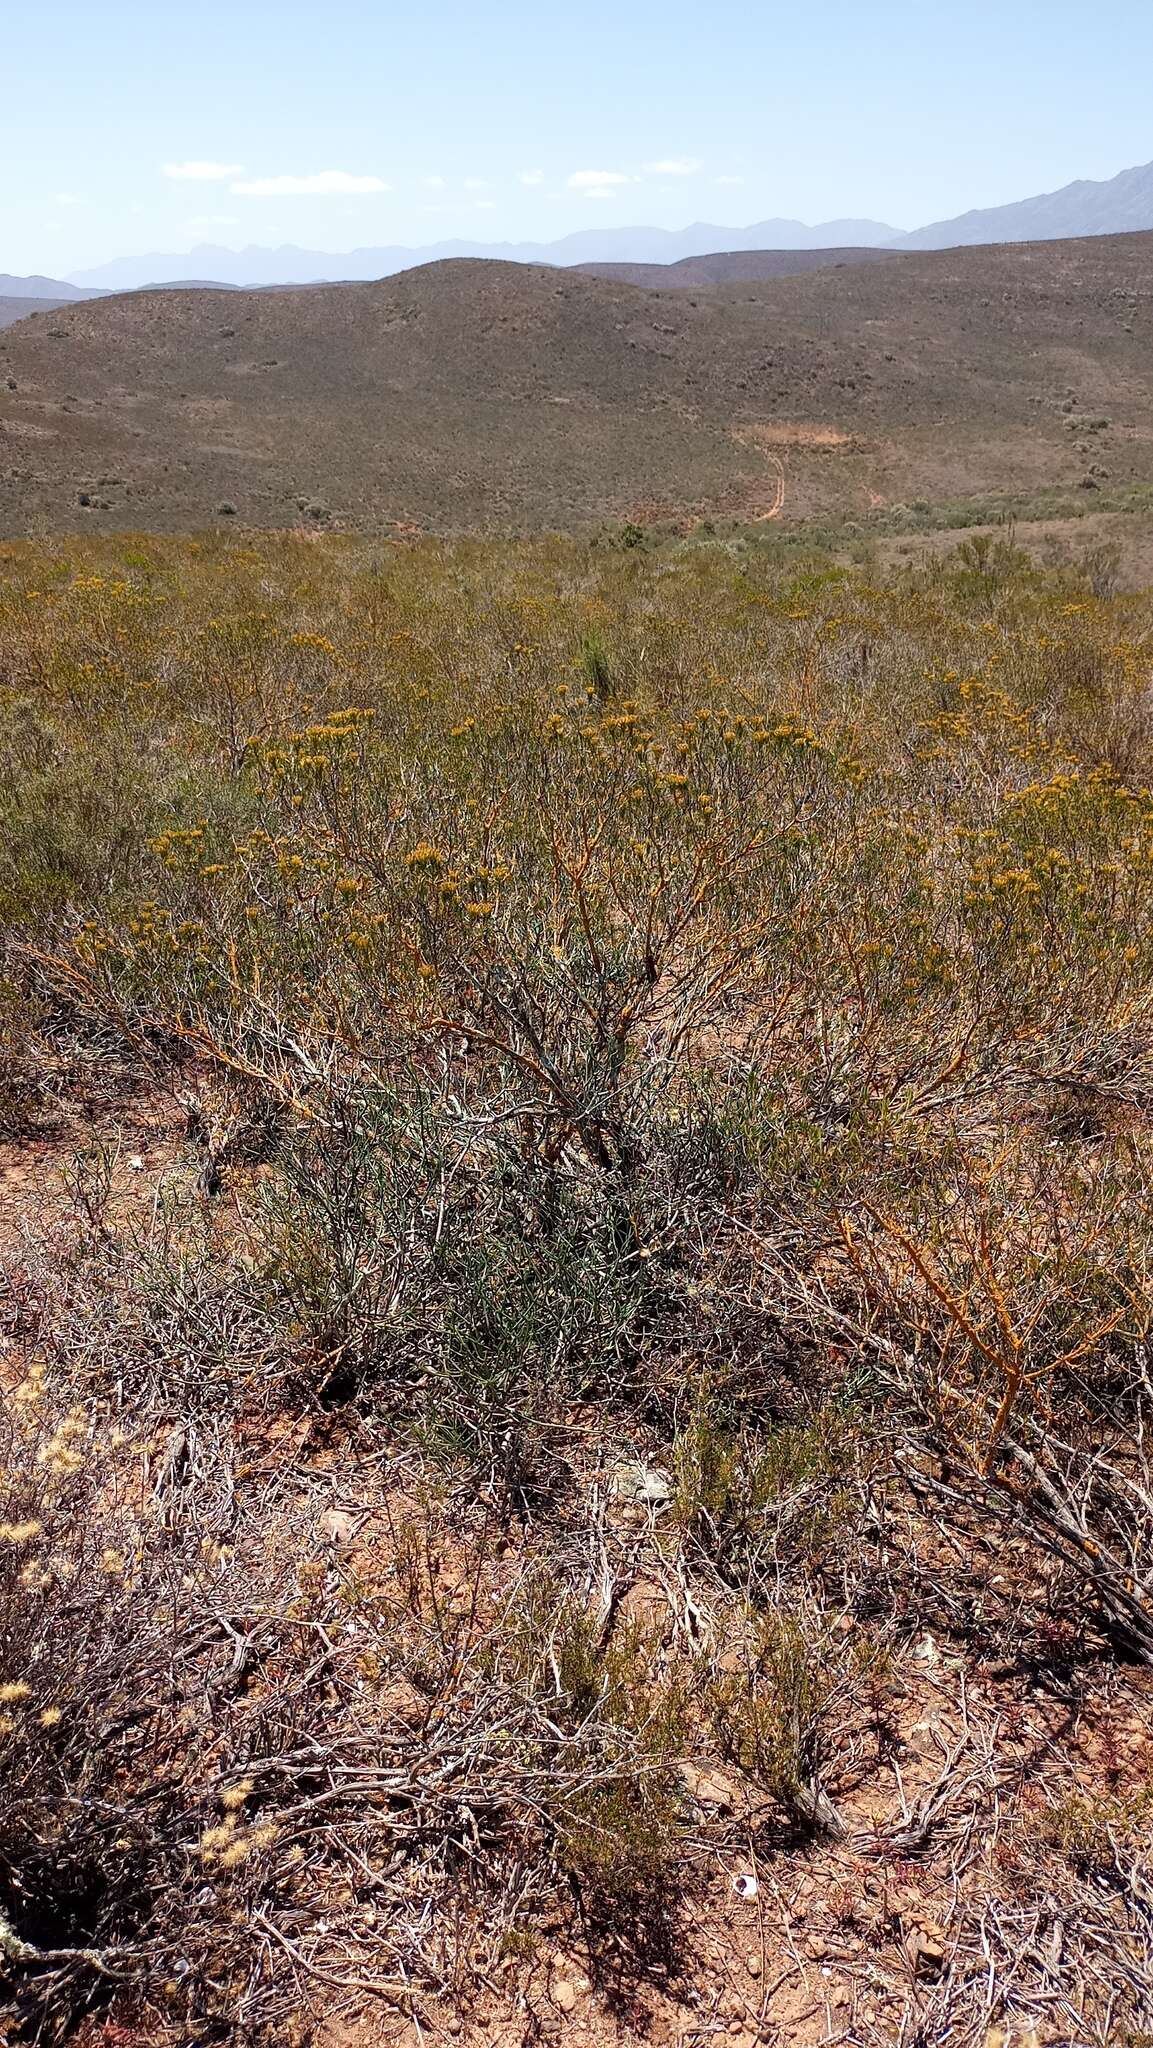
{"left": 904, "top": 157, "right": 1153, "bottom": 249}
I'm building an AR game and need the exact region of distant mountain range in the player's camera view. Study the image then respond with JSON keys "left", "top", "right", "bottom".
{"left": 67, "top": 217, "right": 900, "bottom": 291}
{"left": 6, "top": 155, "right": 1153, "bottom": 298}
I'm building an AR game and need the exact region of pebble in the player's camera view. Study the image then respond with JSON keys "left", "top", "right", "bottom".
{"left": 552, "top": 1980, "right": 577, "bottom": 2013}
{"left": 318, "top": 1505, "right": 357, "bottom": 1547}
{"left": 914, "top": 1934, "right": 946, "bottom": 1978}
{"left": 680, "top": 1761, "right": 740, "bottom": 1812}
{"left": 609, "top": 1460, "right": 672, "bottom": 1506}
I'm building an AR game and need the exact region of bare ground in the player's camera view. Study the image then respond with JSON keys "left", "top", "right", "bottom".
{"left": 5, "top": 1078, "right": 1151, "bottom": 2048}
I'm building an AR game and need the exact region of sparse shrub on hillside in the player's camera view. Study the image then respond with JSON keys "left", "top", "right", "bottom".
{"left": 579, "top": 625, "right": 613, "bottom": 701}
{"left": 1081, "top": 538, "right": 1123, "bottom": 599}
{"left": 952, "top": 531, "right": 1033, "bottom": 588}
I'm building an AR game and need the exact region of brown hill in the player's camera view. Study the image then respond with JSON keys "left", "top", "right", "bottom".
{"left": 573, "top": 245, "right": 902, "bottom": 287}
{"left": 0, "top": 296, "right": 76, "bottom": 331}
{"left": 3, "top": 233, "right": 1153, "bottom": 534}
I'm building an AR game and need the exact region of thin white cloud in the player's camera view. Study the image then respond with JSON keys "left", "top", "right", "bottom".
{"left": 188, "top": 214, "right": 240, "bottom": 231}
{"left": 473, "top": 200, "right": 496, "bottom": 210}
{"left": 645, "top": 157, "right": 701, "bottom": 176}
{"left": 583, "top": 189, "right": 620, "bottom": 202}
{"left": 715, "top": 174, "right": 745, "bottom": 187}
{"left": 55, "top": 192, "right": 80, "bottom": 207}
{"left": 567, "top": 169, "right": 630, "bottom": 191}
{"left": 421, "top": 175, "right": 447, "bottom": 190}
{"left": 463, "top": 176, "right": 491, "bottom": 192}
{"left": 519, "top": 169, "right": 544, "bottom": 187}
{"left": 164, "top": 160, "right": 245, "bottom": 182}
{"left": 231, "top": 170, "right": 390, "bottom": 197}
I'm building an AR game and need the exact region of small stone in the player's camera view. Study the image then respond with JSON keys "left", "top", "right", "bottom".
{"left": 552, "top": 1981, "right": 578, "bottom": 2013}
{"left": 609, "top": 1461, "right": 672, "bottom": 1507}
{"left": 680, "top": 1761, "right": 742, "bottom": 1812}
{"left": 318, "top": 1506, "right": 357, "bottom": 1547}
{"left": 914, "top": 1934, "right": 946, "bottom": 1977}
{"left": 745, "top": 1953, "right": 762, "bottom": 1978}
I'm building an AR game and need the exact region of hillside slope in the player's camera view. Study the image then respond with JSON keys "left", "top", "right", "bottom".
{"left": 0, "top": 296, "right": 77, "bottom": 331}
{"left": 573, "top": 246, "right": 901, "bottom": 287}
{"left": 3, "top": 233, "right": 1153, "bottom": 534}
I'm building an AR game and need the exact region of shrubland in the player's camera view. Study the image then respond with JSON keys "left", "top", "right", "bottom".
{"left": 1, "top": 525, "right": 1152, "bottom": 2045}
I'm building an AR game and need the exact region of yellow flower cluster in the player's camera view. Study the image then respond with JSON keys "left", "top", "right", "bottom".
{"left": 200, "top": 1780, "right": 279, "bottom": 1870}
{"left": 36, "top": 1407, "right": 87, "bottom": 1477}
{"left": 290, "top": 631, "right": 341, "bottom": 658}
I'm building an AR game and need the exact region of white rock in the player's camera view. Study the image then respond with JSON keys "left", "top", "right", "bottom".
{"left": 609, "top": 1461, "right": 672, "bottom": 1507}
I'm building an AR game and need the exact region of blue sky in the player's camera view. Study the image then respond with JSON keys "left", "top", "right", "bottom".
{"left": 6, "top": 0, "right": 1153, "bottom": 275}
